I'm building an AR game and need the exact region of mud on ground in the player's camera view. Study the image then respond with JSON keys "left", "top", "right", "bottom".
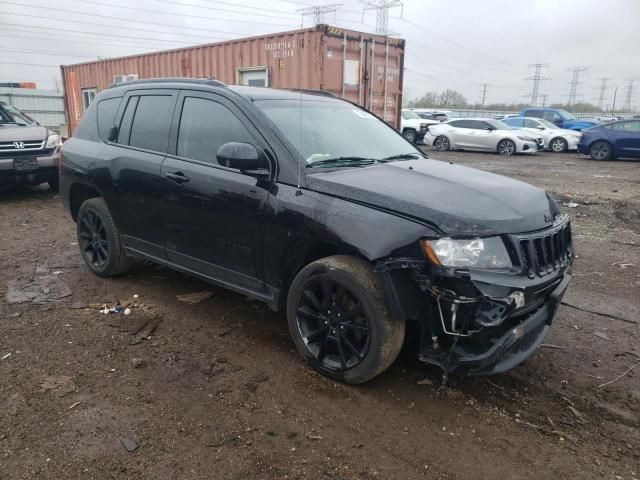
{"left": 1, "top": 151, "right": 638, "bottom": 479}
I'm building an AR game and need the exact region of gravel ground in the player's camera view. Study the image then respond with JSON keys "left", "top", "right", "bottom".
{"left": 1, "top": 150, "right": 638, "bottom": 479}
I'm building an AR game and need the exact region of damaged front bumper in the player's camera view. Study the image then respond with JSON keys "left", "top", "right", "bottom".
{"left": 376, "top": 217, "right": 573, "bottom": 376}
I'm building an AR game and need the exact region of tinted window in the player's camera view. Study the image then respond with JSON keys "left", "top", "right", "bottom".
{"left": 177, "top": 97, "right": 255, "bottom": 164}
{"left": 610, "top": 121, "right": 640, "bottom": 132}
{"left": 128, "top": 95, "right": 174, "bottom": 152}
{"left": 117, "top": 96, "right": 138, "bottom": 145}
{"left": 450, "top": 120, "right": 472, "bottom": 128}
{"left": 524, "top": 110, "right": 542, "bottom": 118}
{"left": 504, "top": 118, "right": 524, "bottom": 127}
{"left": 471, "top": 120, "right": 491, "bottom": 130}
{"left": 97, "top": 97, "right": 122, "bottom": 141}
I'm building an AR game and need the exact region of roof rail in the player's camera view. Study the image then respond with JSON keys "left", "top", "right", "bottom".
{"left": 285, "top": 88, "right": 337, "bottom": 98}
{"left": 107, "top": 77, "right": 226, "bottom": 89}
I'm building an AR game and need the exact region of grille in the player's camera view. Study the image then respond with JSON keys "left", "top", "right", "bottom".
{"left": 516, "top": 221, "right": 572, "bottom": 278}
{"left": 0, "top": 140, "right": 45, "bottom": 155}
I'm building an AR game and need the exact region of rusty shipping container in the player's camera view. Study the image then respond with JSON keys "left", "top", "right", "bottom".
{"left": 60, "top": 24, "right": 405, "bottom": 134}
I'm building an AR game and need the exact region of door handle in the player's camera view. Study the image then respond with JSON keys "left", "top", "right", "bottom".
{"left": 165, "top": 171, "right": 190, "bottom": 183}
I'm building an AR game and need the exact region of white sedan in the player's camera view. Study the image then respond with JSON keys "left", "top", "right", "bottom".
{"left": 425, "top": 118, "right": 542, "bottom": 155}
{"left": 502, "top": 117, "right": 581, "bottom": 152}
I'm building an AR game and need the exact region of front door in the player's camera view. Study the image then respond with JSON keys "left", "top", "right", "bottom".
{"left": 161, "top": 91, "right": 270, "bottom": 296}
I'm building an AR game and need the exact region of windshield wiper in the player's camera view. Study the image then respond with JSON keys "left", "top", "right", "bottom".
{"left": 307, "top": 156, "right": 377, "bottom": 168}
{"left": 380, "top": 153, "right": 423, "bottom": 161}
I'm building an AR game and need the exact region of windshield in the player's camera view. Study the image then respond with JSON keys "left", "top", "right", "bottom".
{"left": 401, "top": 110, "right": 421, "bottom": 120}
{"left": 557, "top": 109, "right": 576, "bottom": 121}
{"left": 538, "top": 119, "right": 557, "bottom": 129}
{"left": 485, "top": 119, "right": 510, "bottom": 130}
{"left": 0, "top": 102, "right": 37, "bottom": 126}
{"left": 256, "top": 99, "right": 421, "bottom": 167}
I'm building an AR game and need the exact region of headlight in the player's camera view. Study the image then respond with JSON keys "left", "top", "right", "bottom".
{"left": 421, "top": 237, "right": 512, "bottom": 269}
{"left": 45, "top": 133, "right": 62, "bottom": 149}
{"left": 517, "top": 135, "right": 534, "bottom": 141}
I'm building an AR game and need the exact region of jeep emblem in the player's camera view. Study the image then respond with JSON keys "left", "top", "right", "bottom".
{"left": 13, "top": 141, "right": 25, "bottom": 149}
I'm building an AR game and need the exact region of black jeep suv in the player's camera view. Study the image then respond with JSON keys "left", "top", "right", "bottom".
{"left": 60, "top": 78, "right": 572, "bottom": 384}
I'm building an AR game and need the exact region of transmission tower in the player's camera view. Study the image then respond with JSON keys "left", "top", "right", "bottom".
{"left": 480, "top": 83, "right": 489, "bottom": 106}
{"left": 526, "top": 64, "right": 549, "bottom": 107}
{"left": 623, "top": 78, "right": 635, "bottom": 112}
{"left": 361, "top": 0, "right": 403, "bottom": 36}
{"left": 566, "top": 65, "right": 589, "bottom": 106}
{"left": 596, "top": 77, "right": 611, "bottom": 110}
{"left": 298, "top": 4, "right": 341, "bottom": 25}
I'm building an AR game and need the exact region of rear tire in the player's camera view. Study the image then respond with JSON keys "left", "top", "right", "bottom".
{"left": 589, "top": 141, "right": 612, "bottom": 161}
{"left": 550, "top": 137, "right": 568, "bottom": 153}
{"left": 433, "top": 135, "right": 451, "bottom": 151}
{"left": 497, "top": 139, "right": 516, "bottom": 156}
{"left": 286, "top": 255, "right": 405, "bottom": 384}
{"left": 402, "top": 129, "right": 417, "bottom": 144}
{"left": 77, "top": 197, "right": 133, "bottom": 277}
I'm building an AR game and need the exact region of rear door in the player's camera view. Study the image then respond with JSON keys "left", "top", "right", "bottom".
{"left": 447, "top": 120, "right": 473, "bottom": 147}
{"left": 611, "top": 121, "right": 640, "bottom": 157}
{"left": 100, "top": 89, "right": 177, "bottom": 259}
{"left": 161, "top": 90, "right": 270, "bottom": 295}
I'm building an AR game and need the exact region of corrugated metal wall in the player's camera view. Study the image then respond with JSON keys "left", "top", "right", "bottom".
{"left": 61, "top": 25, "right": 405, "bottom": 134}
{"left": 0, "top": 87, "right": 65, "bottom": 131}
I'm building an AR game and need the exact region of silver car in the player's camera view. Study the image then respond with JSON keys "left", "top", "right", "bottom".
{"left": 425, "top": 118, "right": 542, "bottom": 155}
{"left": 502, "top": 117, "right": 581, "bottom": 152}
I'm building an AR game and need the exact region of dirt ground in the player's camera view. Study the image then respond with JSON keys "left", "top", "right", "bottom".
{"left": 1, "top": 150, "right": 638, "bottom": 480}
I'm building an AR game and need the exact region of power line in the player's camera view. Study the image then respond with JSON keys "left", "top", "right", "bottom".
{"left": 526, "top": 63, "right": 549, "bottom": 107}
{"left": 566, "top": 65, "right": 589, "bottom": 105}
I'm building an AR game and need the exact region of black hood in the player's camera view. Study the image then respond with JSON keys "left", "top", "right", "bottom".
{"left": 306, "top": 158, "right": 557, "bottom": 236}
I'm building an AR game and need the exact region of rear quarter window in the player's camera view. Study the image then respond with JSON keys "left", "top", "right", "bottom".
{"left": 97, "top": 97, "right": 122, "bottom": 142}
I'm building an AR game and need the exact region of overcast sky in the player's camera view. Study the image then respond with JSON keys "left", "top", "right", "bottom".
{"left": 1, "top": 0, "right": 638, "bottom": 109}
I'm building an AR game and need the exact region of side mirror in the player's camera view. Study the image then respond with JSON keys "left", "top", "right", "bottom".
{"left": 536, "top": 125, "right": 545, "bottom": 130}
{"left": 484, "top": 126, "right": 494, "bottom": 131}
{"left": 108, "top": 125, "right": 118, "bottom": 142}
{"left": 216, "top": 142, "right": 269, "bottom": 175}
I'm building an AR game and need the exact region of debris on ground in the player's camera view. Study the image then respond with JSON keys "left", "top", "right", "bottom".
{"left": 593, "top": 331, "right": 612, "bottom": 341}
{"left": 176, "top": 291, "right": 212, "bottom": 304}
{"left": 564, "top": 202, "right": 579, "bottom": 208}
{"left": 120, "top": 437, "right": 139, "bottom": 452}
{"left": 40, "top": 375, "right": 75, "bottom": 397}
{"left": 131, "top": 358, "right": 144, "bottom": 368}
{"left": 67, "top": 401, "right": 81, "bottom": 410}
{"left": 1, "top": 353, "right": 11, "bottom": 360}
{"left": 6, "top": 270, "right": 72, "bottom": 305}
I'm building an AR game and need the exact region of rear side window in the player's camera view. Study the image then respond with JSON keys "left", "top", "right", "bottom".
{"left": 450, "top": 120, "right": 471, "bottom": 128}
{"left": 97, "top": 97, "right": 121, "bottom": 141}
{"left": 177, "top": 97, "right": 255, "bottom": 164}
{"left": 524, "top": 110, "right": 542, "bottom": 118}
{"left": 128, "top": 95, "right": 174, "bottom": 152}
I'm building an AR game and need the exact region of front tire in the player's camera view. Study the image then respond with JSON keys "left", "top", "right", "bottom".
{"left": 286, "top": 255, "right": 405, "bottom": 384}
{"left": 402, "top": 129, "right": 417, "bottom": 143}
{"left": 497, "top": 139, "right": 516, "bottom": 156}
{"left": 589, "top": 141, "right": 612, "bottom": 160}
{"left": 550, "top": 137, "right": 568, "bottom": 153}
{"left": 77, "top": 197, "right": 133, "bottom": 277}
{"left": 433, "top": 135, "right": 451, "bottom": 151}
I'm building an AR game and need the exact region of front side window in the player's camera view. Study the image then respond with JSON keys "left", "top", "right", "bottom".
{"left": 402, "top": 110, "right": 421, "bottom": 120}
{"left": 523, "top": 119, "right": 540, "bottom": 128}
{"left": 82, "top": 88, "right": 97, "bottom": 111}
{"left": 256, "top": 99, "right": 420, "bottom": 165}
{"left": 177, "top": 97, "right": 255, "bottom": 164}
{"left": 128, "top": 95, "right": 174, "bottom": 152}
{"left": 610, "top": 121, "right": 640, "bottom": 132}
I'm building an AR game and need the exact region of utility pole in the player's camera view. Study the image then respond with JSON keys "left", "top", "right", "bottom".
{"left": 361, "top": 0, "right": 403, "bottom": 37}
{"left": 596, "top": 77, "right": 611, "bottom": 111}
{"left": 298, "top": 4, "right": 341, "bottom": 25}
{"left": 623, "top": 78, "right": 635, "bottom": 112}
{"left": 526, "top": 63, "right": 549, "bottom": 107}
{"left": 540, "top": 94, "right": 548, "bottom": 108}
{"left": 566, "top": 65, "right": 589, "bottom": 106}
{"left": 480, "top": 83, "right": 489, "bottom": 106}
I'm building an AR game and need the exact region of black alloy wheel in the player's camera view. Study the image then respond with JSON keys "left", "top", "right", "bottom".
{"left": 295, "top": 277, "right": 371, "bottom": 372}
{"left": 79, "top": 208, "right": 109, "bottom": 269}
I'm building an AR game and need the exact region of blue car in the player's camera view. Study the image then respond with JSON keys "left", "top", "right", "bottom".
{"left": 519, "top": 108, "right": 598, "bottom": 131}
{"left": 577, "top": 120, "right": 640, "bottom": 160}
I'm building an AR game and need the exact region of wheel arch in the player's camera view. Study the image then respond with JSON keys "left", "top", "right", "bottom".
{"left": 69, "top": 183, "right": 102, "bottom": 222}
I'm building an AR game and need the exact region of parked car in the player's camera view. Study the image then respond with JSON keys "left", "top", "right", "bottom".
{"left": 519, "top": 108, "right": 598, "bottom": 131}
{"left": 0, "top": 101, "right": 62, "bottom": 191}
{"left": 425, "top": 118, "right": 543, "bottom": 155}
{"left": 577, "top": 120, "right": 640, "bottom": 160}
{"left": 493, "top": 114, "right": 518, "bottom": 120}
{"left": 60, "top": 79, "right": 573, "bottom": 384}
{"left": 503, "top": 117, "right": 581, "bottom": 152}
{"left": 411, "top": 109, "right": 451, "bottom": 122}
{"left": 400, "top": 109, "right": 431, "bottom": 143}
